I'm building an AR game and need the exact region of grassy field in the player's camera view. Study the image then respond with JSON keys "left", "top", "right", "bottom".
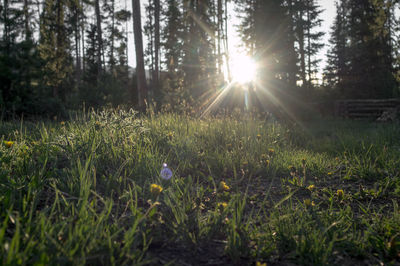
{"left": 1, "top": 109, "right": 400, "bottom": 265}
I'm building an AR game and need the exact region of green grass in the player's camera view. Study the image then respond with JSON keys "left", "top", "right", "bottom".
{"left": 1, "top": 109, "right": 400, "bottom": 265}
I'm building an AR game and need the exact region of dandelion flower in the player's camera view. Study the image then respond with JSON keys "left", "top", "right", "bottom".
{"left": 256, "top": 262, "right": 267, "bottom": 266}
{"left": 167, "top": 132, "right": 174, "bottom": 141}
{"left": 217, "top": 202, "right": 228, "bottom": 210}
{"left": 307, "top": 184, "right": 315, "bottom": 191}
{"left": 337, "top": 189, "right": 344, "bottom": 198}
{"left": 327, "top": 172, "right": 333, "bottom": 176}
{"left": 304, "top": 199, "right": 315, "bottom": 207}
{"left": 60, "top": 121, "right": 65, "bottom": 126}
{"left": 265, "top": 159, "right": 270, "bottom": 166}
{"left": 219, "top": 181, "right": 230, "bottom": 191}
{"left": 268, "top": 148, "right": 275, "bottom": 155}
{"left": 4, "top": 141, "right": 14, "bottom": 148}
{"left": 150, "top": 184, "right": 163, "bottom": 196}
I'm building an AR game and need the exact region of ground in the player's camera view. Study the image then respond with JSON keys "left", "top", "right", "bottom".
{"left": 0, "top": 110, "right": 399, "bottom": 265}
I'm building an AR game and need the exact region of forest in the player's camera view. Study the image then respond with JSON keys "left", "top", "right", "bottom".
{"left": 0, "top": 0, "right": 399, "bottom": 117}
{"left": 1, "top": 1, "right": 400, "bottom": 265}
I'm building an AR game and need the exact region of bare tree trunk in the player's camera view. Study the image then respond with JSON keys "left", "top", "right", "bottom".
{"left": 298, "top": 9, "right": 306, "bottom": 86}
{"left": 23, "top": 0, "right": 31, "bottom": 40}
{"left": 224, "top": 0, "right": 231, "bottom": 81}
{"left": 306, "top": 0, "right": 311, "bottom": 85}
{"left": 54, "top": 0, "right": 62, "bottom": 98}
{"left": 95, "top": 0, "right": 103, "bottom": 78}
{"left": 81, "top": 12, "right": 86, "bottom": 74}
{"left": 154, "top": 0, "right": 160, "bottom": 99}
{"left": 287, "top": 0, "right": 296, "bottom": 88}
{"left": 110, "top": 0, "right": 115, "bottom": 71}
{"left": 75, "top": 0, "right": 81, "bottom": 86}
{"left": 3, "top": 0, "right": 9, "bottom": 48}
{"left": 217, "top": 0, "right": 222, "bottom": 75}
{"left": 132, "top": 0, "right": 148, "bottom": 110}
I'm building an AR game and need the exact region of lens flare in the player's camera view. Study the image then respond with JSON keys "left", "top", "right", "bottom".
{"left": 231, "top": 55, "right": 257, "bottom": 84}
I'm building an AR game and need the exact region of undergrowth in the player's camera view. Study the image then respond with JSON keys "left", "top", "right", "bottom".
{"left": 0, "top": 109, "right": 399, "bottom": 265}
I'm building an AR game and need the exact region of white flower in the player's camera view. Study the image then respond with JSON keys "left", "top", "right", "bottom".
{"left": 160, "top": 163, "right": 173, "bottom": 180}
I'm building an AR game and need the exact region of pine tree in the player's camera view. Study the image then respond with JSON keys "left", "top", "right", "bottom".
{"left": 181, "top": 0, "right": 217, "bottom": 105}
{"left": 325, "top": 0, "right": 398, "bottom": 99}
{"left": 324, "top": 0, "right": 349, "bottom": 94}
{"left": 0, "top": 0, "right": 38, "bottom": 113}
{"left": 38, "top": 0, "right": 72, "bottom": 99}
{"left": 293, "top": 0, "right": 324, "bottom": 88}
{"left": 161, "top": 0, "right": 186, "bottom": 111}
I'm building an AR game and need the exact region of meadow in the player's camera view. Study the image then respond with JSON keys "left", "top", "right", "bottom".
{"left": 0, "top": 109, "right": 399, "bottom": 265}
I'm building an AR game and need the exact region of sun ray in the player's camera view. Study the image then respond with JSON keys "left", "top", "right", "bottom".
{"left": 231, "top": 55, "right": 257, "bottom": 84}
{"left": 200, "top": 81, "right": 236, "bottom": 117}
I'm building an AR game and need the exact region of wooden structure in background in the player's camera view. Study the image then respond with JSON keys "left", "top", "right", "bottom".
{"left": 334, "top": 98, "right": 400, "bottom": 120}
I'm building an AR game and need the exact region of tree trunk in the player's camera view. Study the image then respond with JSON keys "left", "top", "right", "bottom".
{"left": 224, "top": 0, "right": 231, "bottom": 81}
{"left": 3, "top": 0, "right": 9, "bottom": 48}
{"left": 110, "top": 0, "right": 115, "bottom": 71}
{"left": 75, "top": 0, "right": 81, "bottom": 86}
{"left": 132, "top": 0, "right": 148, "bottom": 110}
{"left": 81, "top": 12, "right": 86, "bottom": 74}
{"left": 287, "top": 0, "right": 297, "bottom": 88}
{"left": 306, "top": 0, "right": 311, "bottom": 85}
{"left": 23, "top": 0, "right": 31, "bottom": 40}
{"left": 54, "top": 0, "right": 62, "bottom": 98}
{"left": 154, "top": 0, "right": 160, "bottom": 99}
{"left": 217, "top": 0, "right": 222, "bottom": 75}
{"left": 95, "top": 0, "right": 103, "bottom": 78}
{"left": 298, "top": 9, "right": 306, "bottom": 86}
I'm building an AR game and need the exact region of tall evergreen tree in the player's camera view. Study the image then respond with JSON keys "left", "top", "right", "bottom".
{"left": 181, "top": 0, "right": 217, "bottom": 104}
{"left": 325, "top": 0, "right": 398, "bottom": 99}
{"left": 161, "top": 0, "right": 186, "bottom": 111}
{"left": 293, "top": 0, "right": 324, "bottom": 87}
{"left": 38, "top": 0, "right": 72, "bottom": 99}
{"left": 324, "top": 0, "right": 349, "bottom": 94}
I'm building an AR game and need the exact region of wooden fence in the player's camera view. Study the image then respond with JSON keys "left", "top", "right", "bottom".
{"left": 334, "top": 98, "right": 400, "bottom": 120}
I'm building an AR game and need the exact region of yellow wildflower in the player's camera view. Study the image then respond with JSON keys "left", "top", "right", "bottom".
{"left": 60, "top": 121, "right": 65, "bottom": 126}
{"left": 219, "top": 181, "right": 230, "bottom": 191}
{"left": 268, "top": 148, "right": 275, "bottom": 155}
{"left": 4, "top": 141, "right": 14, "bottom": 148}
{"left": 150, "top": 184, "right": 163, "bottom": 196}
{"left": 256, "top": 262, "right": 267, "bottom": 266}
{"left": 217, "top": 202, "right": 228, "bottom": 210}
{"left": 337, "top": 189, "right": 344, "bottom": 198}
{"left": 256, "top": 134, "right": 261, "bottom": 141}
{"left": 167, "top": 132, "right": 174, "bottom": 141}
{"left": 327, "top": 172, "right": 333, "bottom": 176}
{"left": 304, "top": 199, "right": 315, "bottom": 207}
{"left": 265, "top": 159, "right": 270, "bottom": 166}
{"left": 307, "top": 184, "right": 315, "bottom": 191}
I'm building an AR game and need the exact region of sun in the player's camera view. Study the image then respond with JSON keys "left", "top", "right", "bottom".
{"left": 231, "top": 54, "right": 257, "bottom": 84}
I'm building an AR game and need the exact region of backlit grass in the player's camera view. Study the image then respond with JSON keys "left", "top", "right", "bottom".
{"left": 1, "top": 109, "right": 399, "bottom": 265}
